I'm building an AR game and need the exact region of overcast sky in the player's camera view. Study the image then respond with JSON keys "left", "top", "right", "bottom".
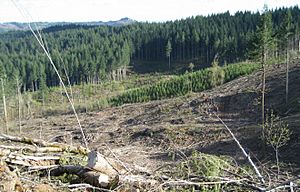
{"left": 0, "top": 0, "right": 299, "bottom": 23}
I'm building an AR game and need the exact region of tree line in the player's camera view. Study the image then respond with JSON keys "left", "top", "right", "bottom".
{"left": 0, "top": 6, "right": 299, "bottom": 92}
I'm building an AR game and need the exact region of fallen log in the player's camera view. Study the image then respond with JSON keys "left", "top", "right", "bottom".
{"left": 0, "top": 135, "right": 160, "bottom": 189}
{"left": 0, "top": 134, "right": 89, "bottom": 155}
{"left": 3, "top": 152, "right": 59, "bottom": 167}
{"left": 0, "top": 144, "right": 65, "bottom": 153}
{"left": 7, "top": 153, "right": 60, "bottom": 161}
{"left": 37, "top": 164, "right": 158, "bottom": 189}
{"left": 50, "top": 165, "right": 119, "bottom": 189}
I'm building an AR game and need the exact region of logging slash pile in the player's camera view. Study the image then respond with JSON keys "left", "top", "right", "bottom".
{"left": 0, "top": 133, "right": 158, "bottom": 191}
{"left": 3, "top": 132, "right": 293, "bottom": 192}
{"left": 0, "top": 133, "right": 268, "bottom": 192}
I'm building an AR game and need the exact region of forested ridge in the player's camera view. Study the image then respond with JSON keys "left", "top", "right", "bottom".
{"left": 1, "top": 5, "right": 300, "bottom": 191}
{"left": 0, "top": 6, "right": 300, "bottom": 91}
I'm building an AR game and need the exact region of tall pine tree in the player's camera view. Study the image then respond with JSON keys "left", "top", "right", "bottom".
{"left": 255, "top": 5, "right": 274, "bottom": 145}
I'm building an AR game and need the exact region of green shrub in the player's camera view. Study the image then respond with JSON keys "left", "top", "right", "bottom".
{"left": 174, "top": 151, "right": 230, "bottom": 192}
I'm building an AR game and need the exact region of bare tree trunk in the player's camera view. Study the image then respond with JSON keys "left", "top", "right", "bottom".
{"left": 35, "top": 81, "right": 38, "bottom": 92}
{"left": 64, "top": 65, "right": 74, "bottom": 104}
{"left": 16, "top": 78, "right": 22, "bottom": 133}
{"left": 42, "top": 91, "right": 45, "bottom": 114}
{"left": 112, "top": 70, "right": 116, "bottom": 81}
{"left": 275, "top": 148, "right": 280, "bottom": 176}
{"left": 117, "top": 68, "right": 119, "bottom": 81}
{"left": 122, "top": 67, "right": 127, "bottom": 80}
{"left": 1, "top": 78, "right": 8, "bottom": 134}
{"left": 26, "top": 96, "right": 32, "bottom": 119}
{"left": 60, "top": 82, "right": 64, "bottom": 103}
{"left": 23, "top": 83, "right": 26, "bottom": 92}
{"left": 119, "top": 68, "right": 122, "bottom": 81}
{"left": 206, "top": 48, "right": 209, "bottom": 65}
{"left": 84, "top": 84, "right": 88, "bottom": 113}
{"left": 286, "top": 49, "right": 289, "bottom": 105}
{"left": 261, "top": 50, "right": 266, "bottom": 151}
{"left": 31, "top": 81, "right": 35, "bottom": 92}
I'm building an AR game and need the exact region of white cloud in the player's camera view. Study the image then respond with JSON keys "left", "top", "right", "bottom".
{"left": 0, "top": 0, "right": 299, "bottom": 22}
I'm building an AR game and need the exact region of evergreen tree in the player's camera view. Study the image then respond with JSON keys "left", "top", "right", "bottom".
{"left": 255, "top": 5, "right": 275, "bottom": 147}
{"left": 0, "top": 6, "right": 299, "bottom": 89}
{"left": 165, "top": 39, "right": 172, "bottom": 70}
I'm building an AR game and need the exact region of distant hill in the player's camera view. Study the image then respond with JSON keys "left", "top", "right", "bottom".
{"left": 0, "top": 17, "right": 135, "bottom": 33}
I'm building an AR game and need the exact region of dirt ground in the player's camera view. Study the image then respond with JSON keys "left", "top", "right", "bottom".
{"left": 1, "top": 59, "right": 300, "bottom": 191}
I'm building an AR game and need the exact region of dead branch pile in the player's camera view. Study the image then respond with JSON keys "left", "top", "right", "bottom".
{"left": 1, "top": 133, "right": 299, "bottom": 191}
{"left": 0, "top": 133, "right": 159, "bottom": 191}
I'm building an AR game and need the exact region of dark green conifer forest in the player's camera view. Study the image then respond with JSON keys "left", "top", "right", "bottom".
{"left": 0, "top": 7, "right": 299, "bottom": 91}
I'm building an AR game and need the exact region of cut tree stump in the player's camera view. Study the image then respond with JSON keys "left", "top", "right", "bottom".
{"left": 0, "top": 134, "right": 159, "bottom": 190}
{"left": 50, "top": 165, "right": 119, "bottom": 189}
{"left": 87, "top": 150, "right": 119, "bottom": 176}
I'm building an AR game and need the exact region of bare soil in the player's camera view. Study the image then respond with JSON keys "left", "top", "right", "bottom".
{"left": 2, "top": 59, "right": 300, "bottom": 191}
